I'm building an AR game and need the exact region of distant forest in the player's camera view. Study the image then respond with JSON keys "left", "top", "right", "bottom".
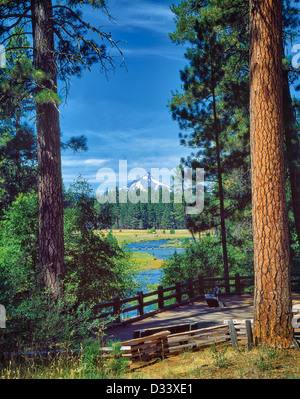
{"left": 96, "top": 189, "right": 187, "bottom": 230}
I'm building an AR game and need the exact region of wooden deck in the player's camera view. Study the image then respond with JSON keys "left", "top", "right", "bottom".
{"left": 104, "top": 292, "right": 300, "bottom": 343}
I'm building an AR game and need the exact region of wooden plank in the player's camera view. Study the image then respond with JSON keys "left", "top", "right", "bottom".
{"left": 169, "top": 337, "right": 231, "bottom": 352}
{"left": 227, "top": 319, "right": 239, "bottom": 351}
{"left": 131, "top": 342, "right": 169, "bottom": 360}
{"left": 168, "top": 334, "right": 230, "bottom": 347}
{"left": 169, "top": 337, "right": 231, "bottom": 353}
{"left": 168, "top": 328, "right": 229, "bottom": 342}
{"left": 143, "top": 298, "right": 159, "bottom": 307}
{"left": 133, "top": 322, "right": 198, "bottom": 339}
{"left": 121, "top": 330, "right": 170, "bottom": 346}
{"left": 163, "top": 293, "right": 177, "bottom": 301}
{"left": 163, "top": 285, "right": 176, "bottom": 293}
{"left": 121, "top": 295, "right": 139, "bottom": 304}
{"left": 131, "top": 347, "right": 168, "bottom": 358}
{"left": 143, "top": 290, "right": 159, "bottom": 298}
{"left": 130, "top": 340, "right": 166, "bottom": 352}
{"left": 121, "top": 304, "right": 139, "bottom": 313}
{"left": 167, "top": 324, "right": 229, "bottom": 339}
{"left": 130, "top": 340, "right": 168, "bottom": 352}
{"left": 126, "top": 339, "right": 165, "bottom": 351}
{"left": 168, "top": 333, "right": 230, "bottom": 347}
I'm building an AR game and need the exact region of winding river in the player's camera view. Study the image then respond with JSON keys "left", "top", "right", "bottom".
{"left": 126, "top": 239, "right": 187, "bottom": 291}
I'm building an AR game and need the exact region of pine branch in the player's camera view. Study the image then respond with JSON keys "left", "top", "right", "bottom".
{"left": 0, "top": 7, "right": 32, "bottom": 32}
{"left": 6, "top": 46, "right": 34, "bottom": 52}
{"left": 51, "top": 5, "right": 123, "bottom": 52}
{"left": 3, "top": 13, "right": 32, "bottom": 19}
{"left": 0, "top": 31, "right": 32, "bottom": 46}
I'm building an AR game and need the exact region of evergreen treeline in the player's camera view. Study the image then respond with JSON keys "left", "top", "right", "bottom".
{"left": 96, "top": 189, "right": 187, "bottom": 230}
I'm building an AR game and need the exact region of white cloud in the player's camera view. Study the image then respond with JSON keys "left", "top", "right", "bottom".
{"left": 103, "top": 0, "right": 175, "bottom": 34}
{"left": 61, "top": 158, "right": 108, "bottom": 167}
{"left": 122, "top": 46, "right": 185, "bottom": 61}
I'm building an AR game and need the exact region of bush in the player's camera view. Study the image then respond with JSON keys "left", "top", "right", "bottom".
{"left": 161, "top": 236, "right": 253, "bottom": 286}
{"left": 64, "top": 177, "right": 139, "bottom": 303}
{"left": 64, "top": 229, "right": 139, "bottom": 303}
{"left": 0, "top": 191, "right": 38, "bottom": 305}
{"left": 161, "top": 238, "right": 223, "bottom": 285}
{"left": 0, "top": 181, "right": 139, "bottom": 352}
{"left": 3, "top": 286, "right": 93, "bottom": 352}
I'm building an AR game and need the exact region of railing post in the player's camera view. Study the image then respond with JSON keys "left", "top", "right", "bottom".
{"left": 175, "top": 281, "right": 181, "bottom": 303}
{"left": 113, "top": 295, "right": 121, "bottom": 323}
{"left": 245, "top": 320, "right": 253, "bottom": 349}
{"left": 137, "top": 291, "right": 144, "bottom": 316}
{"left": 158, "top": 285, "right": 164, "bottom": 309}
{"left": 228, "top": 319, "right": 239, "bottom": 351}
{"left": 235, "top": 273, "right": 241, "bottom": 293}
{"left": 188, "top": 278, "right": 194, "bottom": 299}
{"left": 198, "top": 275, "right": 204, "bottom": 295}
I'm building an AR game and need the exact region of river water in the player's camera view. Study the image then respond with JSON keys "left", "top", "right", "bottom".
{"left": 126, "top": 239, "right": 187, "bottom": 291}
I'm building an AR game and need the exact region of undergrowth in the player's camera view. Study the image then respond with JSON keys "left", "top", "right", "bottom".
{"left": 1, "top": 342, "right": 300, "bottom": 379}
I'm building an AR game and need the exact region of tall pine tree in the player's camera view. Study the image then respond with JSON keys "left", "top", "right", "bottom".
{"left": 168, "top": 0, "right": 250, "bottom": 291}
{"left": 0, "top": 1, "right": 123, "bottom": 295}
{"left": 250, "top": 0, "right": 293, "bottom": 347}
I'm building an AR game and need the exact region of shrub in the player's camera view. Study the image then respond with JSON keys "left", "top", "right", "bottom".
{"left": 64, "top": 230, "right": 139, "bottom": 303}
{"left": 161, "top": 236, "right": 253, "bottom": 286}
{"left": 0, "top": 191, "right": 38, "bottom": 305}
{"left": 64, "top": 176, "right": 139, "bottom": 303}
{"left": 3, "top": 285, "right": 93, "bottom": 352}
{"left": 161, "top": 238, "right": 223, "bottom": 285}
{"left": 210, "top": 343, "right": 229, "bottom": 368}
{"left": 0, "top": 182, "right": 139, "bottom": 352}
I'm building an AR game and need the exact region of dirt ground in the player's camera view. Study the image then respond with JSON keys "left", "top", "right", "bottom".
{"left": 104, "top": 292, "right": 300, "bottom": 343}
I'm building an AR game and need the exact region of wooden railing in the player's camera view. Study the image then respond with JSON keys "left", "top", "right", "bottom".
{"left": 101, "top": 320, "right": 256, "bottom": 363}
{"left": 92, "top": 273, "right": 300, "bottom": 324}
{"left": 102, "top": 308, "right": 300, "bottom": 363}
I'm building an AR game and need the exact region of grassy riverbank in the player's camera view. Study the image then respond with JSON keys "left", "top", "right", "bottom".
{"left": 106, "top": 229, "right": 192, "bottom": 245}
{"left": 130, "top": 252, "right": 165, "bottom": 270}
{"left": 101, "top": 229, "right": 192, "bottom": 271}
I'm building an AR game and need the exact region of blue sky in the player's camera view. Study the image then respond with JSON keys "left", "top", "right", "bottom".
{"left": 59, "top": 0, "right": 191, "bottom": 191}
{"left": 58, "top": 0, "right": 300, "bottom": 193}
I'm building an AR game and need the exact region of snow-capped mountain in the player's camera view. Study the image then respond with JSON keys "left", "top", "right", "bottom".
{"left": 120, "top": 172, "right": 173, "bottom": 192}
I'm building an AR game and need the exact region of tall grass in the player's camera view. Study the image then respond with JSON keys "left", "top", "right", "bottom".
{"left": 0, "top": 339, "right": 130, "bottom": 379}
{"left": 1, "top": 340, "right": 299, "bottom": 379}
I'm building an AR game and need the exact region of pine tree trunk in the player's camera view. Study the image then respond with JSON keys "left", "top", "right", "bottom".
{"left": 31, "top": 0, "right": 65, "bottom": 295}
{"left": 212, "top": 85, "right": 230, "bottom": 293}
{"left": 250, "top": 0, "right": 293, "bottom": 347}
